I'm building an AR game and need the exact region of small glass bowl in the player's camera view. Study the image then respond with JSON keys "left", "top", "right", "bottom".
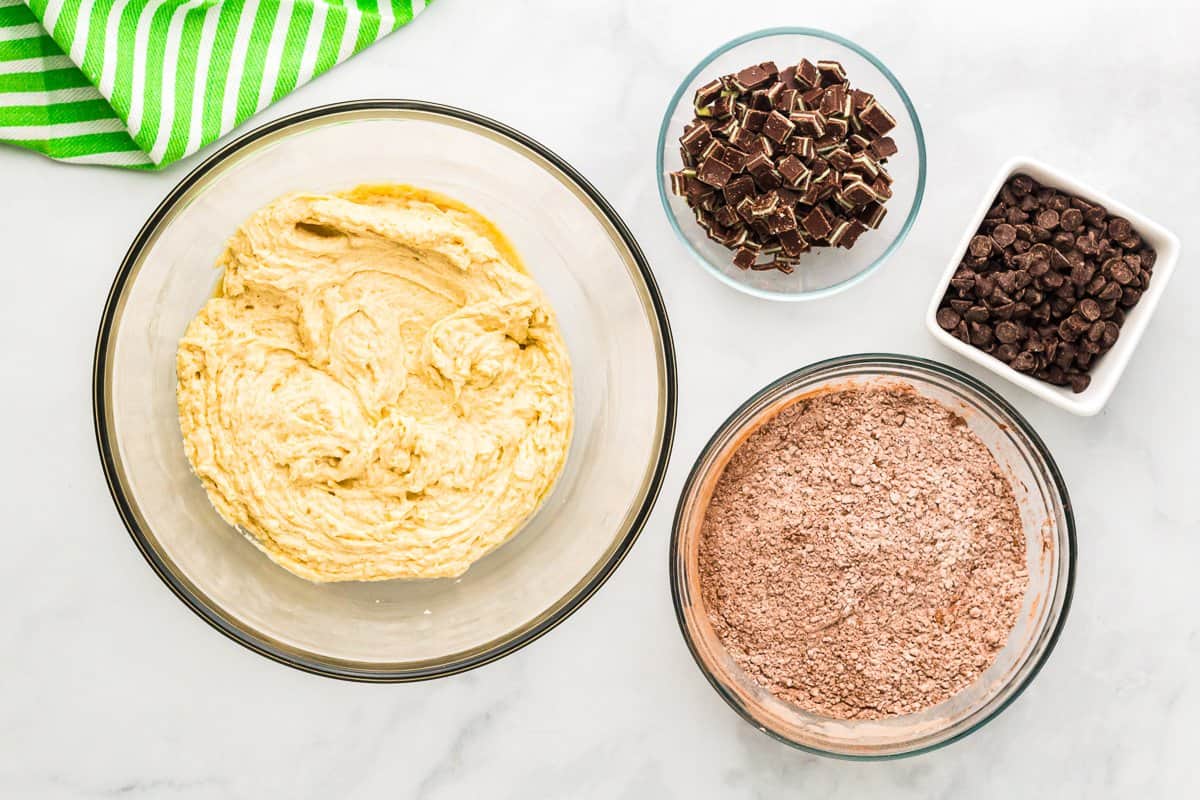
{"left": 670, "top": 354, "right": 1075, "bottom": 758}
{"left": 656, "top": 28, "right": 927, "bottom": 301}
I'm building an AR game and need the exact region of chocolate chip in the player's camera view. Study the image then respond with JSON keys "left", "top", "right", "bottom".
{"left": 992, "top": 224, "right": 1017, "bottom": 248}
{"left": 964, "top": 235, "right": 992, "bottom": 259}
{"left": 1068, "top": 372, "right": 1091, "bottom": 393}
{"left": 1036, "top": 209, "right": 1059, "bottom": 230}
{"left": 964, "top": 305, "right": 989, "bottom": 323}
{"left": 1078, "top": 298, "right": 1102, "bottom": 321}
{"left": 1070, "top": 261, "right": 1095, "bottom": 287}
{"left": 1039, "top": 364, "right": 1067, "bottom": 386}
{"left": 995, "top": 343, "right": 1020, "bottom": 363}
{"left": 995, "top": 320, "right": 1022, "bottom": 344}
{"left": 1083, "top": 204, "right": 1107, "bottom": 227}
{"left": 1097, "top": 281, "right": 1122, "bottom": 302}
{"left": 1101, "top": 321, "right": 1120, "bottom": 347}
{"left": 1041, "top": 270, "right": 1065, "bottom": 290}
{"left": 1012, "top": 352, "right": 1037, "bottom": 372}
{"left": 969, "top": 321, "right": 994, "bottom": 347}
{"left": 949, "top": 270, "right": 976, "bottom": 293}
{"left": 1060, "top": 208, "right": 1084, "bottom": 231}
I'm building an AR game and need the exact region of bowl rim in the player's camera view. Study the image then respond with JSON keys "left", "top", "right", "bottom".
{"left": 668, "top": 353, "right": 1076, "bottom": 759}
{"left": 655, "top": 27, "right": 928, "bottom": 302}
{"left": 92, "top": 99, "right": 678, "bottom": 682}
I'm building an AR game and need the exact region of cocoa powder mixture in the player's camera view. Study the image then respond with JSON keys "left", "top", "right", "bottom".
{"left": 698, "top": 386, "right": 1028, "bottom": 720}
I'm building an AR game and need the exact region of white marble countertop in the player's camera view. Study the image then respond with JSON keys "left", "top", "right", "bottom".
{"left": 2, "top": 0, "right": 1197, "bottom": 796}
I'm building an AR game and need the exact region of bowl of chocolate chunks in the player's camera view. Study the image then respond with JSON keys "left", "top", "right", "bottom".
{"left": 927, "top": 157, "right": 1180, "bottom": 416}
{"left": 657, "top": 28, "right": 926, "bottom": 301}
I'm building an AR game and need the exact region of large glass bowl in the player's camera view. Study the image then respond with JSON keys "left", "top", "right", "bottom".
{"left": 656, "top": 28, "right": 927, "bottom": 301}
{"left": 670, "top": 354, "right": 1074, "bottom": 758}
{"left": 94, "top": 101, "right": 676, "bottom": 681}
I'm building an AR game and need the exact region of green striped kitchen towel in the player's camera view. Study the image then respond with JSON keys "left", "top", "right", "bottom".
{"left": 0, "top": 0, "right": 429, "bottom": 168}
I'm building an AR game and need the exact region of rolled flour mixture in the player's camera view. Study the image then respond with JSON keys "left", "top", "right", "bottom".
{"left": 177, "top": 185, "right": 573, "bottom": 582}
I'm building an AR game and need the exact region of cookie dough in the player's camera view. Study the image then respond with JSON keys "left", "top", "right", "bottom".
{"left": 176, "top": 185, "right": 574, "bottom": 582}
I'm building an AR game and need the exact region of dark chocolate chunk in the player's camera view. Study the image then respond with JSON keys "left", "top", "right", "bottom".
{"left": 694, "top": 79, "right": 723, "bottom": 109}
{"left": 777, "top": 228, "right": 809, "bottom": 257}
{"left": 765, "top": 206, "right": 798, "bottom": 234}
{"left": 711, "top": 94, "right": 736, "bottom": 119}
{"left": 842, "top": 181, "right": 877, "bottom": 206}
{"left": 734, "top": 64, "right": 773, "bottom": 90}
{"left": 668, "top": 170, "right": 692, "bottom": 197}
{"left": 839, "top": 220, "right": 867, "bottom": 249}
{"left": 722, "top": 175, "right": 755, "bottom": 207}
{"left": 696, "top": 158, "right": 734, "bottom": 188}
{"left": 776, "top": 155, "right": 809, "bottom": 187}
{"left": 868, "top": 136, "right": 898, "bottom": 159}
{"left": 742, "top": 108, "right": 769, "bottom": 132}
{"left": 850, "top": 88, "right": 874, "bottom": 112}
{"left": 789, "top": 110, "right": 826, "bottom": 137}
{"left": 728, "top": 125, "right": 758, "bottom": 151}
{"left": 675, "top": 56, "right": 902, "bottom": 271}
{"left": 857, "top": 201, "right": 886, "bottom": 229}
{"left": 761, "top": 110, "right": 796, "bottom": 144}
{"left": 732, "top": 247, "right": 757, "bottom": 270}
{"left": 800, "top": 206, "right": 833, "bottom": 238}
{"left": 858, "top": 101, "right": 896, "bottom": 135}
{"left": 794, "top": 58, "right": 819, "bottom": 89}
{"left": 680, "top": 123, "right": 714, "bottom": 156}
{"left": 816, "top": 60, "right": 847, "bottom": 84}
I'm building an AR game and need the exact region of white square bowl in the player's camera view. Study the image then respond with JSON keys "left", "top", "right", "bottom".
{"left": 926, "top": 156, "right": 1181, "bottom": 416}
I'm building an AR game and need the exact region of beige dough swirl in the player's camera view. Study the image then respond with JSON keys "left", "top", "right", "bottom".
{"left": 176, "top": 186, "right": 573, "bottom": 582}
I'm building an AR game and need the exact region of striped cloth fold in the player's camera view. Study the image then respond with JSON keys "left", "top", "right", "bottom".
{"left": 0, "top": 0, "right": 428, "bottom": 168}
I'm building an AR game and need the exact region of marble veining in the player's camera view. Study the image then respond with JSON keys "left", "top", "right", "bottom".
{"left": 1, "top": 0, "right": 1196, "bottom": 796}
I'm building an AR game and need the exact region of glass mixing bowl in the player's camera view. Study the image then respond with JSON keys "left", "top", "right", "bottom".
{"left": 670, "top": 355, "right": 1074, "bottom": 757}
{"left": 94, "top": 101, "right": 676, "bottom": 681}
{"left": 656, "top": 28, "right": 927, "bottom": 301}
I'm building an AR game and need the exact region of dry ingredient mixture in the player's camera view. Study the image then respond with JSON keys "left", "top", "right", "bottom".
{"left": 698, "top": 386, "right": 1028, "bottom": 719}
